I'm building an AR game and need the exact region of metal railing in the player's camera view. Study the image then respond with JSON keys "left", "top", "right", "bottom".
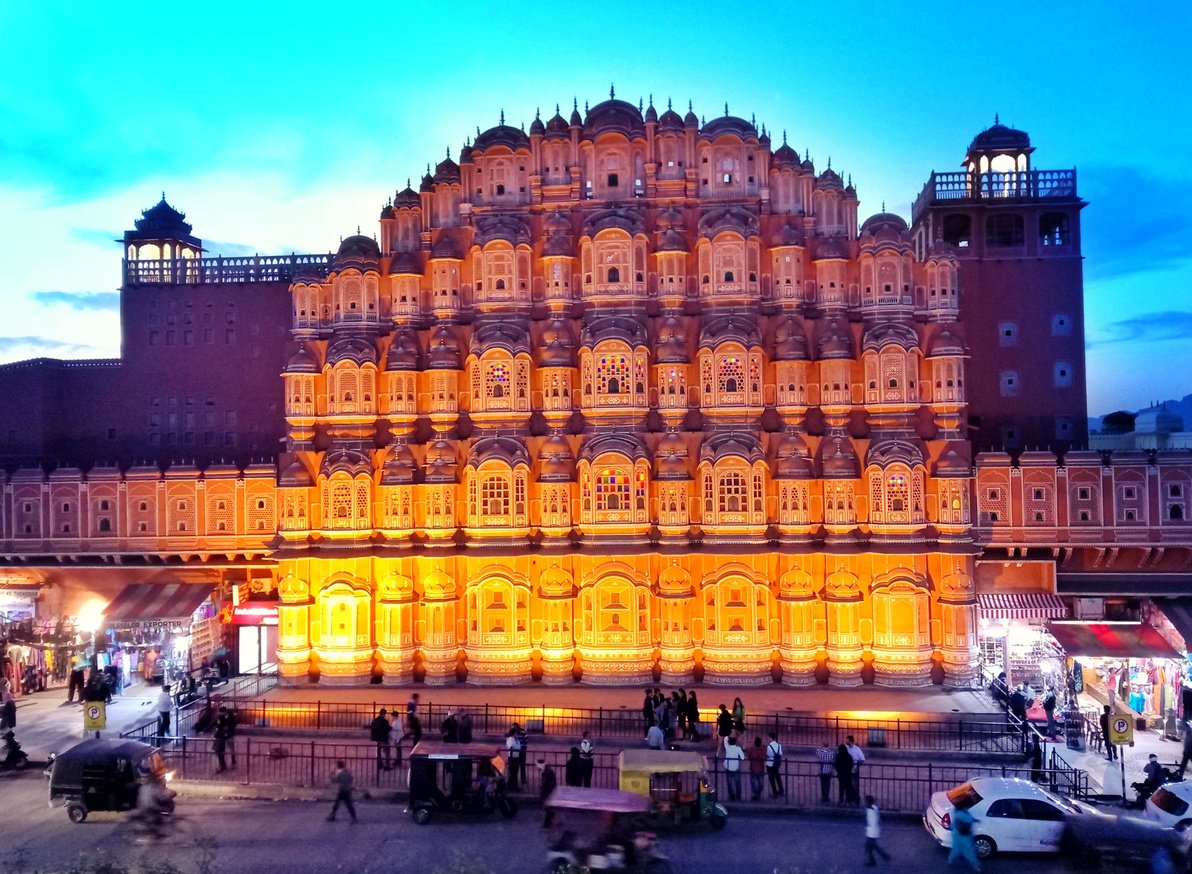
{"left": 174, "top": 698, "right": 1021, "bottom": 755}
{"left": 120, "top": 673, "right": 280, "bottom": 743}
{"left": 159, "top": 736, "right": 1087, "bottom": 811}
{"left": 912, "top": 168, "right": 1078, "bottom": 217}
{"left": 124, "top": 254, "right": 332, "bottom": 286}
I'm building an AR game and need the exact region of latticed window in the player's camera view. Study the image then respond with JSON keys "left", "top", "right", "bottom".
{"left": 597, "top": 355, "right": 631, "bottom": 396}
{"left": 480, "top": 476, "right": 509, "bottom": 517}
{"left": 170, "top": 495, "right": 196, "bottom": 533}
{"left": 887, "top": 474, "right": 908, "bottom": 513}
{"left": 485, "top": 361, "right": 511, "bottom": 403}
{"left": 939, "top": 483, "right": 967, "bottom": 525}
{"left": 659, "top": 484, "right": 687, "bottom": 526}
{"left": 207, "top": 496, "right": 234, "bottom": 533}
{"left": 658, "top": 366, "right": 686, "bottom": 409}
{"left": 328, "top": 482, "right": 352, "bottom": 528}
{"left": 718, "top": 356, "right": 744, "bottom": 396}
{"left": 718, "top": 472, "right": 747, "bottom": 514}
{"left": 978, "top": 482, "right": 1010, "bottom": 523}
{"left": 595, "top": 468, "right": 630, "bottom": 513}
{"left": 825, "top": 483, "right": 854, "bottom": 525}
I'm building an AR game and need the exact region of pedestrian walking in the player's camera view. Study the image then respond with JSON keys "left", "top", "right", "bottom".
{"left": 1178, "top": 720, "right": 1192, "bottom": 777}
{"left": 731, "top": 697, "right": 746, "bottom": 735}
{"left": 216, "top": 706, "right": 237, "bottom": 766}
{"left": 1042, "top": 685, "right": 1058, "bottom": 738}
{"left": 370, "top": 708, "right": 393, "bottom": 770}
{"left": 458, "top": 709, "right": 473, "bottom": 744}
{"left": 564, "top": 747, "right": 584, "bottom": 787}
{"left": 862, "top": 796, "right": 893, "bottom": 866}
{"left": 835, "top": 743, "right": 855, "bottom": 804}
{"left": 155, "top": 685, "right": 173, "bottom": 742}
{"left": 765, "top": 732, "right": 784, "bottom": 798}
{"left": 1099, "top": 705, "right": 1117, "bottom": 761}
{"left": 815, "top": 740, "right": 835, "bottom": 803}
{"left": 685, "top": 691, "right": 700, "bottom": 741}
{"left": 746, "top": 736, "right": 766, "bottom": 801}
{"left": 515, "top": 722, "right": 530, "bottom": 787}
{"left": 723, "top": 736, "right": 745, "bottom": 801}
{"left": 948, "top": 805, "right": 980, "bottom": 870}
{"left": 66, "top": 652, "right": 87, "bottom": 703}
{"left": 716, "top": 704, "right": 734, "bottom": 755}
{"left": 579, "top": 731, "right": 594, "bottom": 787}
{"left": 505, "top": 726, "right": 524, "bottom": 790}
{"left": 0, "top": 687, "right": 16, "bottom": 730}
{"left": 845, "top": 734, "right": 866, "bottom": 802}
{"left": 677, "top": 689, "right": 689, "bottom": 738}
{"left": 326, "top": 760, "right": 358, "bottom": 823}
{"left": 403, "top": 693, "right": 422, "bottom": 748}
{"left": 538, "top": 759, "right": 557, "bottom": 827}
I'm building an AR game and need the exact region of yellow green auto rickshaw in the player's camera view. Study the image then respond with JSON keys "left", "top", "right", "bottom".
{"left": 617, "top": 749, "right": 727, "bottom": 830}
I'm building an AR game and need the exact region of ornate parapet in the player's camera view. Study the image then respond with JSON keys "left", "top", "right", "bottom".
{"left": 827, "top": 645, "right": 865, "bottom": 687}
{"left": 701, "top": 643, "right": 774, "bottom": 686}
{"left": 659, "top": 642, "right": 696, "bottom": 684}
{"left": 538, "top": 644, "right": 576, "bottom": 685}
{"left": 465, "top": 642, "right": 534, "bottom": 685}
{"left": 313, "top": 645, "right": 374, "bottom": 686}
{"left": 871, "top": 644, "right": 934, "bottom": 687}
{"left": 576, "top": 644, "right": 655, "bottom": 686}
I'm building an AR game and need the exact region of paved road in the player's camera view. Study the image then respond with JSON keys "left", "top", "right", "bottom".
{"left": 0, "top": 772, "right": 1075, "bottom": 874}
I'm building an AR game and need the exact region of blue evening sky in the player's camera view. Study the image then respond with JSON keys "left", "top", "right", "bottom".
{"left": 1, "top": 1, "right": 1188, "bottom": 416}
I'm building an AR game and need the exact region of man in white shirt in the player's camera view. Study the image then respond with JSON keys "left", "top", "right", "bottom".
{"left": 155, "top": 685, "right": 174, "bottom": 742}
{"left": 846, "top": 734, "right": 866, "bottom": 803}
{"left": 645, "top": 723, "right": 665, "bottom": 749}
{"left": 722, "top": 736, "right": 745, "bottom": 800}
{"left": 862, "top": 795, "right": 892, "bottom": 866}
{"left": 765, "top": 731, "right": 784, "bottom": 797}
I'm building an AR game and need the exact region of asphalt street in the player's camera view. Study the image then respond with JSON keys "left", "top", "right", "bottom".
{"left": 0, "top": 771, "right": 1074, "bottom": 874}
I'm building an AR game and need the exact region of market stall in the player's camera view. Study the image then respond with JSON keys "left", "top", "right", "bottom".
{"left": 977, "top": 592, "right": 1069, "bottom": 689}
{"left": 100, "top": 582, "right": 216, "bottom": 688}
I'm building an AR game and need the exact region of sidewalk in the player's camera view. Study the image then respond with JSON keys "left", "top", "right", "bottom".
{"left": 1049, "top": 723, "right": 1184, "bottom": 800}
{"left": 4, "top": 680, "right": 165, "bottom": 761}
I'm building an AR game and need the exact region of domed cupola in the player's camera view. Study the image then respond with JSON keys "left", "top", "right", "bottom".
{"left": 424, "top": 436, "right": 459, "bottom": 483}
{"left": 279, "top": 458, "right": 314, "bottom": 488}
{"left": 771, "top": 133, "right": 800, "bottom": 169}
{"left": 124, "top": 196, "right": 202, "bottom": 255}
{"left": 815, "top": 166, "right": 844, "bottom": 191}
{"left": 655, "top": 430, "right": 691, "bottom": 480}
{"left": 968, "top": 118, "right": 1031, "bottom": 154}
{"left": 656, "top": 316, "right": 689, "bottom": 364}
{"left": 386, "top": 329, "right": 421, "bottom": 371}
{"left": 286, "top": 344, "right": 320, "bottom": 373}
{"left": 474, "top": 111, "right": 530, "bottom": 152}
{"left": 569, "top": 99, "right": 583, "bottom": 127}
{"left": 818, "top": 435, "right": 859, "bottom": 478}
{"left": 543, "top": 210, "right": 574, "bottom": 257}
{"left": 320, "top": 445, "right": 372, "bottom": 478}
{"left": 433, "top": 152, "right": 461, "bottom": 184}
{"left": 683, "top": 101, "right": 699, "bottom": 128}
{"left": 538, "top": 434, "right": 575, "bottom": 482}
{"left": 545, "top": 105, "right": 569, "bottom": 138}
{"left": 419, "top": 167, "right": 435, "bottom": 193}
{"left": 964, "top": 116, "right": 1034, "bottom": 177}
{"left": 387, "top": 252, "right": 422, "bottom": 275}
{"left": 380, "top": 442, "right": 418, "bottom": 485}
{"left": 816, "top": 317, "right": 854, "bottom": 360}
{"left": 540, "top": 317, "right": 575, "bottom": 368}
{"left": 814, "top": 235, "right": 850, "bottom": 260}
{"left": 430, "top": 236, "right": 462, "bottom": 260}
{"left": 772, "top": 430, "right": 814, "bottom": 479}
{"left": 773, "top": 317, "right": 809, "bottom": 361}
{"left": 333, "top": 234, "right": 381, "bottom": 271}
{"left": 583, "top": 88, "right": 646, "bottom": 137}
{"left": 658, "top": 99, "right": 684, "bottom": 131}
{"left": 326, "top": 335, "right": 378, "bottom": 367}
{"left": 928, "top": 325, "right": 965, "bottom": 358}
{"left": 529, "top": 108, "right": 546, "bottom": 136}
{"left": 860, "top": 211, "right": 909, "bottom": 239}
{"left": 772, "top": 222, "right": 805, "bottom": 247}
{"left": 698, "top": 106, "right": 758, "bottom": 141}
{"left": 394, "top": 183, "right": 420, "bottom": 209}
{"left": 427, "top": 324, "right": 462, "bottom": 369}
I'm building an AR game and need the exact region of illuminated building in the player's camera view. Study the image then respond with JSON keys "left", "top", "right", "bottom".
{"left": 4, "top": 94, "right": 1185, "bottom": 688}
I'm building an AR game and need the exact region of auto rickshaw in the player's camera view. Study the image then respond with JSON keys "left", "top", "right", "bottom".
{"left": 407, "top": 741, "right": 518, "bottom": 825}
{"left": 617, "top": 749, "right": 727, "bottom": 830}
{"left": 544, "top": 787, "right": 672, "bottom": 874}
{"left": 46, "top": 738, "right": 174, "bottom": 823}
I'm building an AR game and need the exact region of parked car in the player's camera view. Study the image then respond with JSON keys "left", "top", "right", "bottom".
{"left": 924, "top": 776, "right": 1098, "bottom": 860}
{"left": 1061, "top": 808, "right": 1190, "bottom": 871}
{"left": 1146, "top": 781, "right": 1192, "bottom": 830}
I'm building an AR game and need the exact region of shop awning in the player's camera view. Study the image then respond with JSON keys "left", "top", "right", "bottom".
{"left": 978, "top": 592, "right": 1068, "bottom": 620}
{"left": 103, "top": 583, "right": 213, "bottom": 627}
{"left": 1156, "top": 599, "right": 1192, "bottom": 652}
{"left": 1045, "top": 622, "right": 1182, "bottom": 659}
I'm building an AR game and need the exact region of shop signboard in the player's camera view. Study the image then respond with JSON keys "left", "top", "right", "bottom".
{"left": 228, "top": 604, "right": 279, "bottom": 626}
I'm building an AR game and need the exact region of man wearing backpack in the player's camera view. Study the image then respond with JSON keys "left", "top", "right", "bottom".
{"left": 505, "top": 725, "right": 523, "bottom": 791}
{"left": 949, "top": 805, "right": 980, "bottom": 871}
{"left": 765, "top": 731, "right": 784, "bottom": 798}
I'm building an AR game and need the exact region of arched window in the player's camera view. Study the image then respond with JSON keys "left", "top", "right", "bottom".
{"left": 480, "top": 476, "right": 510, "bottom": 516}
{"left": 597, "top": 355, "right": 630, "bottom": 396}
{"left": 887, "top": 473, "right": 908, "bottom": 512}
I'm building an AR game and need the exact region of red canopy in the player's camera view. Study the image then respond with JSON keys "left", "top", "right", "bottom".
{"left": 1045, "top": 622, "right": 1182, "bottom": 659}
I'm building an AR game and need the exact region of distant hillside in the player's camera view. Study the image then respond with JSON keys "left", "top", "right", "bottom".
{"left": 1091, "top": 393, "right": 1192, "bottom": 433}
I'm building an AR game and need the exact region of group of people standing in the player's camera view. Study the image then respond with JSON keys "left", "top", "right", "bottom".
{"left": 813, "top": 735, "right": 867, "bottom": 804}
{"left": 642, "top": 687, "right": 702, "bottom": 745}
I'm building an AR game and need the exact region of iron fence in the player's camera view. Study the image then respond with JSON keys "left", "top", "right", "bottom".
{"left": 182, "top": 698, "right": 1020, "bottom": 754}
{"left": 158, "top": 735, "right": 1087, "bottom": 813}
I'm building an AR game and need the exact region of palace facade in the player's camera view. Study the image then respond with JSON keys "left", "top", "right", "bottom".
{"left": 6, "top": 93, "right": 1183, "bottom": 689}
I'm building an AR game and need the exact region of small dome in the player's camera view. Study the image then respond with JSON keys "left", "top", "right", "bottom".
{"left": 772, "top": 431, "right": 814, "bottom": 479}
{"left": 816, "top": 319, "right": 854, "bottom": 360}
{"left": 968, "top": 121, "right": 1031, "bottom": 154}
{"left": 773, "top": 317, "right": 809, "bottom": 361}
{"left": 540, "top": 318, "right": 575, "bottom": 368}
{"left": 545, "top": 107, "right": 569, "bottom": 136}
{"left": 326, "top": 336, "right": 377, "bottom": 366}
{"left": 928, "top": 326, "right": 965, "bottom": 357}
{"left": 126, "top": 196, "right": 200, "bottom": 247}
{"left": 320, "top": 445, "right": 371, "bottom": 478}
{"left": 386, "top": 330, "right": 421, "bottom": 370}
{"left": 683, "top": 104, "right": 699, "bottom": 127}
{"left": 655, "top": 432, "right": 691, "bottom": 480}
{"left": 644, "top": 101, "right": 658, "bottom": 123}
{"left": 419, "top": 171, "right": 435, "bottom": 193}
{"left": 862, "top": 321, "right": 920, "bottom": 353}
{"left": 424, "top": 437, "right": 458, "bottom": 482}
{"left": 543, "top": 234, "right": 574, "bottom": 257}
{"left": 529, "top": 112, "right": 545, "bottom": 135}
{"left": 334, "top": 234, "right": 381, "bottom": 270}
{"left": 772, "top": 222, "right": 805, "bottom": 247}
{"left": 801, "top": 155, "right": 815, "bottom": 172}
{"left": 819, "top": 436, "right": 859, "bottom": 478}
{"left": 699, "top": 114, "right": 757, "bottom": 141}
{"left": 433, "top": 156, "right": 460, "bottom": 184}
{"left": 771, "top": 141, "right": 800, "bottom": 169}
{"left": 656, "top": 227, "right": 688, "bottom": 253}
{"left": 394, "top": 184, "right": 420, "bottom": 208}
{"left": 427, "top": 324, "right": 462, "bottom": 369}
{"left": 388, "top": 252, "right": 422, "bottom": 274}
{"left": 656, "top": 316, "right": 689, "bottom": 364}
{"left": 474, "top": 121, "right": 530, "bottom": 152}
{"left": 286, "top": 345, "right": 319, "bottom": 373}
{"left": 933, "top": 443, "right": 971, "bottom": 478}
{"left": 430, "top": 236, "right": 462, "bottom": 260}
{"left": 569, "top": 102, "right": 583, "bottom": 126}
{"left": 583, "top": 97, "right": 645, "bottom": 137}
{"left": 538, "top": 435, "right": 575, "bottom": 482}
{"left": 860, "top": 212, "right": 909, "bottom": 236}
{"left": 815, "top": 167, "right": 844, "bottom": 190}
{"left": 814, "top": 235, "right": 849, "bottom": 260}
{"left": 658, "top": 104, "right": 684, "bottom": 130}
{"left": 279, "top": 459, "right": 313, "bottom": 488}
{"left": 380, "top": 443, "right": 417, "bottom": 485}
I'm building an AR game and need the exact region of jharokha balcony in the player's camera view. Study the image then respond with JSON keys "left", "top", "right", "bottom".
{"left": 911, "top": 168, "right": 1078, "bottom": 220}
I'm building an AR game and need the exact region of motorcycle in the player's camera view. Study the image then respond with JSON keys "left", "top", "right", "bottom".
{"left": 1, "top": 730, "right": 30, "bottom": 770}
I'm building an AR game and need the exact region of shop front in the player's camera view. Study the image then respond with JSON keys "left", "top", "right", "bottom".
{"left": 224, "top": 602, "right": 278, "bottom": 675}
{"left": 977, "top": 592, "right": 1069, "bottom": 688}
{"left": 100, "top": 582, "right": 216, "bottom": 688}
{"left": 1046, "top": 621, "right": 1187, "bottom": 728}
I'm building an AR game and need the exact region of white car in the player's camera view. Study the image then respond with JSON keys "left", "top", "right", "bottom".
{"left": 1145, "top": 781, "right": 1192, "bottom": 829}
{"left": 924, "top": 776, "right": 1096, "bottom": 859}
